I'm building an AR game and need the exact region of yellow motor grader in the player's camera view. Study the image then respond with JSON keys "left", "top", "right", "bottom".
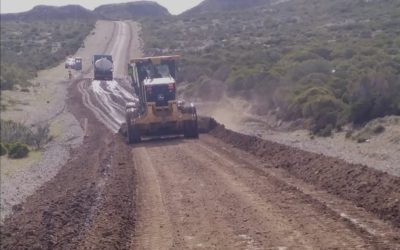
{"left": 125, "top": 55, "right": 198, "bottom": 143}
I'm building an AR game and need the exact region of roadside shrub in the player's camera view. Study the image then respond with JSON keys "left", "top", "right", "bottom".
{"left": 316, "top": 124, "right": 333, "bottom": 137}
{"left": 351, "top": 123, "right": 386, "bottom": 143}
{"left": 0, "top": 142, "right": 7, "bottom": 156}
{"left": 0, "top": 120, "right": 33, "bottom": 145}
{"left": 0, "top": 120, "right": 51, "bottom": 149}
{"left": 345, "top": 130, "right": 353, "bottom": 139}
{"left": 31, "top": 123, "right": 50, "bottom": 150}
{"left": 286, "top": 87, "right": 345, "bottom": 134}
{"left": 287, "top": 87, "right": 332, "bottom": 119}
{"left": 311, "top": 47, "right": 332, "bottom": 60}
{"left": 288, "top": 59, "right": 332, "bottom": 81}
{"left": 373, "top": 124, "right": 385, "bottom": 134}
{"left": 349, "top": 73, "right": 400, "bottom": 124}
{"left": 289, "top": 50, "right": 320, "bottom": 62}
{"left": 8, "top": 143, "right": 29, "bottom": 159}
{"left": 0, "top": 63, "right": 30, "bottom": 90}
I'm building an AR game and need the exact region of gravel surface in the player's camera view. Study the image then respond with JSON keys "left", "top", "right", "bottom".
{"left": 241, "top": 117, "right": 400, "bottom": 177}
{"left": 0, "top": 114, "right": 83, "bottom": 221}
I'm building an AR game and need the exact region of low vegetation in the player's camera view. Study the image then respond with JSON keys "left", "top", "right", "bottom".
{"left": 141, "top": 0, "right": 400, "bottom": 135}
{"left": 7, "top": 143, "right": 30, "bottom": 159}
{"left": 348, "top": 116, "right": 399, "bottom": 143}
{"left": 0, "top": 120, "right": 51, "bottom": 158}
{"left": 0, "top": 142, "right": 7, "bottom": 156}
{"left": 0, "top": 19, "right": 95, "bottom": 90}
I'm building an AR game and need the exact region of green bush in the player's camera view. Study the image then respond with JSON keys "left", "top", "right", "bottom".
{"left": 0, "top": 120, "right": 51, "bottom": 149}
{"left": 0, "top": 63, "right": 30, "bottom": 90}
{"left": 0, "top": 142, "right": 7, "bottom": 156}
{"left": 31, "top": 123, "right": 50, "bottom": 150}
{"left": 286, "top": 87, "right": 346, "bottom": 134}
{"left": 288, "top": 59, "right": 332, "bottom": 81}
{"left": 8, "top": 143, "right": 29, "bottom": 159}
{"left": 349, "top": 73, "right": 400, "bottom": 124}
{"left": 0, "top": 120, "right": 33, "bottom": 145}
{"left": 373, "top": 124, "right": 385, "bottom": 134}
{"left": 315, "top": 123, "right": 334, "bottom": 137}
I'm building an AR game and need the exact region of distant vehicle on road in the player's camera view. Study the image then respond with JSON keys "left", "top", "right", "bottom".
{"left": 93, "top": 54, "right": 113, "bottom": 81}
{"left": 65, "top": 57, "right": 75, "bottom": 69}
{"left": 73, "top": 57, "right": 83, "bottom": 71}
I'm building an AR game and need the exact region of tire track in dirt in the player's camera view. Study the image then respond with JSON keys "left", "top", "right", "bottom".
{"left": 77, "top": 79, "right": 120, "bottom": 132}
{"left": 77, "top": 78, "right": 136, "bottom": 133}
{"left": 130, "top": 136, "right": 400, "bottom": 249}
{"left": 208, "top": 123, "right": 400, "bottom": 230}
{"left": 77, "top": 20, "right": 137, "bottom": 134}
{"left": 130, "top": 147, "right": 173, "bottom": 250}
{"left": 198, "top": 135, "right": 400, "bottom": 248}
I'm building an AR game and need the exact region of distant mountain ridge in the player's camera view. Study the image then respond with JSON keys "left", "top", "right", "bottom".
{"left": 94, "top": 1, "right": 170, "bottom": 20}
{"left": 182, "top": 0, "right": 272, "bottom": 15}
{"left": 1, "top": 1, "right": 170, "bottom": 21}
{"left": 1, "top": 5, "right": 96, "bottom": 21}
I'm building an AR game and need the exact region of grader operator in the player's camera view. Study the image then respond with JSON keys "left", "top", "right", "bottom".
{"left": 125, "top": 55, "right": 198, "bottom": 143}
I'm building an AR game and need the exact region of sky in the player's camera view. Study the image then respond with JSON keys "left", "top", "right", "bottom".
{"left": 0, "top": 0, "right": 203, "bottom": 15}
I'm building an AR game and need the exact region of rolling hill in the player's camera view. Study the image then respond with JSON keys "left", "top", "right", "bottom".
{"left": 1, "top": 1, "right": 171, "bottom": 21}
{"left": 1, "top": 5, "right": 95, "bottom": 21}
{"left": 182, "top": 0, "right": 271, "bottom": 15}
{"left": 94, "top": 1, "right": 170, "bottom": 20}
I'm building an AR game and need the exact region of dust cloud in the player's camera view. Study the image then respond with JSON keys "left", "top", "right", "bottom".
{"left": 197, "top": 95, "right": 257, "bottom": 132}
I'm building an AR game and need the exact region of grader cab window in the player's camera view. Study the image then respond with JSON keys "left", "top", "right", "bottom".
{"left": 136, "top": 60, "right": 177, "bottom": 82}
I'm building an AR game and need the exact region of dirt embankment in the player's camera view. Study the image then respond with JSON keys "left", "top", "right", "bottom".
{"left": 0, "top": 80, "right": 137, "bottom": 249}
{"left": 206, "top": 120, "right": 400, "bottom": 228}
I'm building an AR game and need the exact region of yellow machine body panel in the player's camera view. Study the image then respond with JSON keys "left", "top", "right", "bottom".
{"left": 126, "top": 101, "right": 196, "bottom": 137}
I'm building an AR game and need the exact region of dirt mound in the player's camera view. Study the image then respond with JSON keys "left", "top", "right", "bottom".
{"left": 118, "top": 116, "right": 217, "bottom": 137}
{"left": 198, "top": 116, "right": 219, "bottom": 133}
{"left": 209, "top": 123, "right": 400, "bottom": 228}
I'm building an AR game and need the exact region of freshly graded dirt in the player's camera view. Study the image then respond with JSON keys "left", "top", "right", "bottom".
{"left": 209, "top": 123, "right": 400, "bottom": 229}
